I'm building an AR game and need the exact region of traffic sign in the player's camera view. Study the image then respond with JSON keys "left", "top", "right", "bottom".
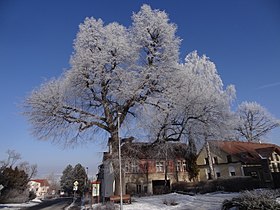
{"left": 73, "top": 186, "right": 78, "bottom": 191}
{"left": 0, "top": 185, "right": 4, "bottom": 191}
{"left": 74, "top": 181, "right": 79, "bottom": 186}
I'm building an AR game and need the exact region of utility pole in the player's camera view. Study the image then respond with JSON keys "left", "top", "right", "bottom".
{"left": 118, "top": 112, "right": 123, "bottom": 210}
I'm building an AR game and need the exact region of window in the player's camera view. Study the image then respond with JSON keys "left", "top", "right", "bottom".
{"left": 177, "top": 160, "right": 186, "bottom": 172}
{"left": 131, "top": 161, "right": 139, "bottom": 173}
{"left": 125, "top": 161, "right": 139, "bottom": 173}
{"left": 205, "top": 158, "right": 209, "bottom": 165}
{"left": 176, "top": 161, "right": 181, "bottom": 172}
{"left": 215, "top": 167, "right": 221, "bottom": 178}
{"left": 136, "top": 185, "right": 142, "bottom": 193}
{"left": 250, "top": 171, "right": 258, "bottom": 178}
{"left": 142, "top": 163, "right": 148, "bottom": 173}
{"left": 182, "top": 161, "right": 187, "bottom": 172}
{"left": 275, "top": 154, "right": 279, "bottom": 161}
{"left": 156, "top": 161, "right": 164, "bottom": 172}
{"left": 125, "top": 163, "right": 129, "bottom": 173}
{"left": 230, "top": 171, "right": 236, "bottom": 176}
{"left": 206, "top": 169, "right": 212, "bottom": 180}
{"left": 144, "top": 186, "right": 148, "bottom": 193}
{"left": 227, "top": 155, "right": 232, "bottom": 163}
{"left": 272, "top": 163, "right": 277, "bottom": 172}
{"left": 214, "top": 157, "right": 218, "bottom": 164}
{"left": 229, "top": 166, "right": 236, "bottom": 176}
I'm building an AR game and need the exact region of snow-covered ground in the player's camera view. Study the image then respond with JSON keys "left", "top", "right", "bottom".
{"left": 0, "top": 198, "right": 42, "bottom": 210}
{"left": 124, "top": 192, "right": 239, "bottom": 210}
{"left": 93, "top": 192, "right": 240, "bottom": 210}
{"left": 0, "top": 192, "right": 239, "bottom": 210}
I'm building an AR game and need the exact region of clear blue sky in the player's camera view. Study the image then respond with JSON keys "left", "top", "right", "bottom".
{"left": 1, "top": 0, "right": 280, "bottom": 178}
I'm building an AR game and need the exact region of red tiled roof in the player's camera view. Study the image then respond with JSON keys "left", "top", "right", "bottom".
{"left": 209, "top": 140, "right": 280, "bottom": 164}
{"left": 30, "top": 179, "right": 50, "bottom": 186}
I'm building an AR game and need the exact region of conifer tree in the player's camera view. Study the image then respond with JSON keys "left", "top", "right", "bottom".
{"left": 60, "top": 164, "right": 74, "bottom": 195}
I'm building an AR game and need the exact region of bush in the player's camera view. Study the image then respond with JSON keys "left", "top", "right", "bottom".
{"left": 162, "top": 198, "right": 178, "bottom": 206}
{"left": 0, "top": 189, "right": 30, "bottom": 203}
{"left": 214, "top": 177, "right": 260, "bottom": 192}
{"left": 222, "top": 189, "right": 280, "bottom": 210}
{"left": 172, "top": 176, "right": 260, "bottom": 194}
{"left": 93, "top": 202, "right": 116, "bottom": 210}
{"left": 172, "top": 181, "right": 200, "bottom": 193}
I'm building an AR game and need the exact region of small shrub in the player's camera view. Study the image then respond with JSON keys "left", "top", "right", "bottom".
{"left": 93, "top": 204, "right": 102, "bottom": 210}
{"left": 93, "top": 202, "right": 116, "bottom": 210}
{"left": 162, "top": 198, "right": 178, "bottom": 206}
{"left": 104, "top": 202, "right": 117, "bottom": 210}
{"left": 222, "top": 189, "right": 280, "bottom": 210}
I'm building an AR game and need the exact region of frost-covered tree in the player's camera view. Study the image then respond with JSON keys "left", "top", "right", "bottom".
{"left": 142, "top": 51, "right": 235, "bottom": 180}
{"left": 24, "top": 5, "right": 180, "bottom": 195}
{"left": 235, "top": 101, "right": 280, "bottom": 142}
{"left": 145, "top": 51, "right": 235, "bottom": 145}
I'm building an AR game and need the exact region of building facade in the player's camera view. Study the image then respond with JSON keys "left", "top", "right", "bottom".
{"left": 97, "top": 138, "right": 193, "bottom": 198}
{"left": 28, "top": 179, "right": 50, "bottom": 198}
{"left": 197, "top": 140, "right": 280, "bottom": 187}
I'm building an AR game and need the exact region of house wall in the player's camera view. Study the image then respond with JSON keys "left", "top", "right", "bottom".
{"left": 28, "top": 180, "right": 50, "bottom": 198}
{"left": 197, "top": 146, "right": 243, "bottom": 181}
{"left": 269, "top": 151, "right": 280, "bottom": 172}
{"left": 125, "top": 159, "right": 190, "bottom": 195}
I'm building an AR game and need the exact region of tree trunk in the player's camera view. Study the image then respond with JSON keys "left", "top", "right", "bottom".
{"left": 205, "top": 140, "right": 215, "bottom": 180}
{"left": 114, "top": 171, "right": 125, "bottom": 196}
{"left": 110, "top": 132, "right": 126, "bottom": 196}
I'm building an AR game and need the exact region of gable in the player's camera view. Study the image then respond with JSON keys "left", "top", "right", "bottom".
{"left": 209, "top": 141, "right": 280, "bottom": 164}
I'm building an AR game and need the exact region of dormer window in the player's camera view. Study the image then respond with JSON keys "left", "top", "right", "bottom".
{"left": 213, "top": 157, "right": 218, "bottom": 164}
{"left": 227, "top": 155, "right": 232, "bottom": 163}
{"left": 205, "top": 158, "right": 209, "bottom": 165}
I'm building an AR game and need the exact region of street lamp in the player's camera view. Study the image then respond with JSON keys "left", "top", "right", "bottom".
{"left": 118, "top": 112, "right": 123, "bottom": 210}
